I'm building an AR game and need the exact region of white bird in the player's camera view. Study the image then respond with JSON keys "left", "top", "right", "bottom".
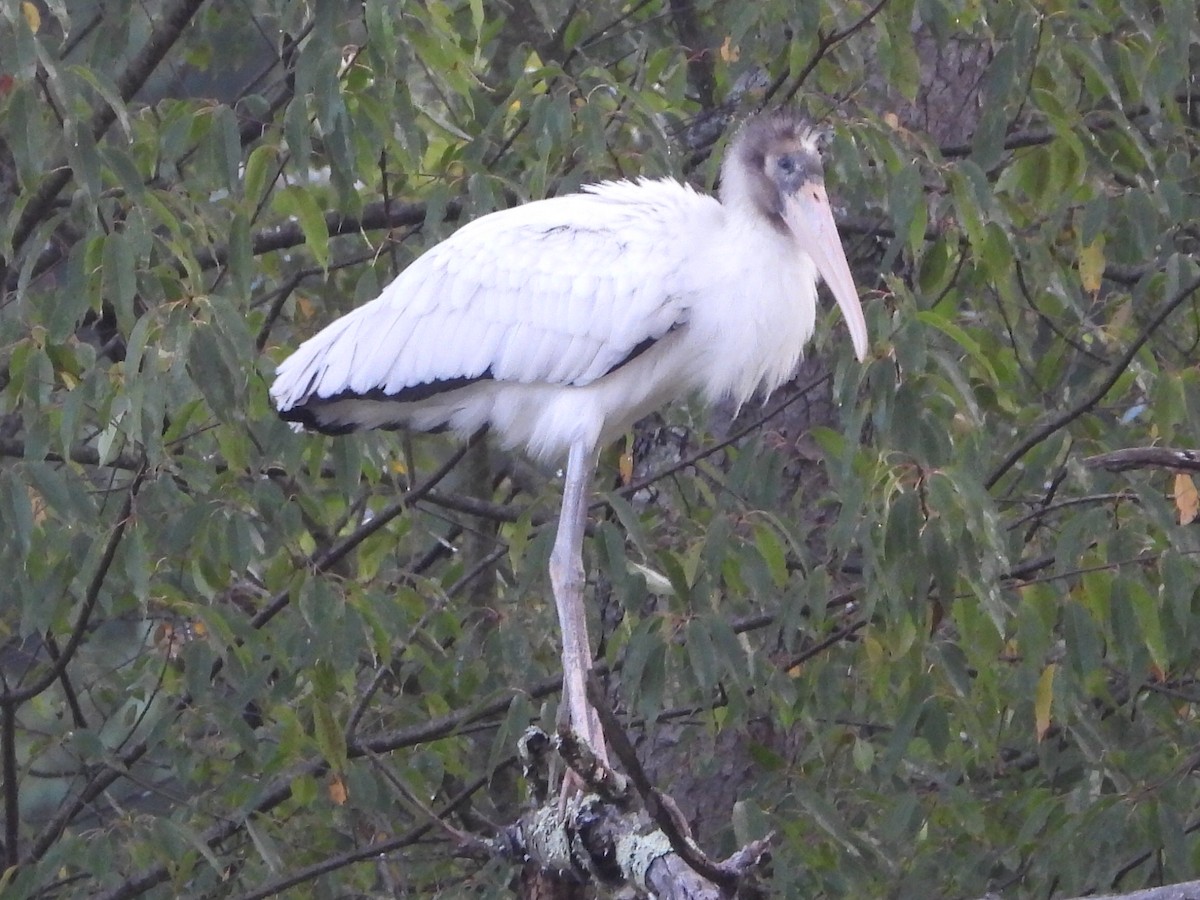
{"left": 271, "top": 109, "right": 868, "bottom": 773}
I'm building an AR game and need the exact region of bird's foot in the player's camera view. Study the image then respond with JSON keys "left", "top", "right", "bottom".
{"left": 555, "top": 726, "right": 627, "bottom": 810}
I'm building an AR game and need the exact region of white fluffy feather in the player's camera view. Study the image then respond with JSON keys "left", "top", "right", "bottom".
{"left": 271, "top": 121, "right": 865, "bottom": 461}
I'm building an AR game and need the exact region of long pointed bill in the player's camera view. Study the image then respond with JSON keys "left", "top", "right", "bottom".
{"left": 782, "top": 183, "right": 869, "bottom": 361}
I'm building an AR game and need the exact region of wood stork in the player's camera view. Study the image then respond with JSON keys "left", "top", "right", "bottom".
{"left": 271, "top": 109, "right": 868, "bottom": 772}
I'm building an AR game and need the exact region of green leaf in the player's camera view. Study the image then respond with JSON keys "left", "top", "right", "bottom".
{"left": 685, "top": 617, "right": 718, "bottom": 695}
{"left": 277, "top": 185, "right": 330, "bottom": 269}
{"left": 159, "top": 819, "right": 225, "bottom": 875}
{"left": 915, "top": 309, "right": 1000, "bottom": 385}
{"left": 311, "top": 698, "right": 348, "bottom": 774}
{"left": 3, "top": 469, "right": 35, "bottom": 555}
{"left": 102, "top": 230, "right": 137, "bottom": 330}
{"left": 623, "top": 618, "right": 667, "bottom": 720}
{"left": 751, "top": 521, "right": 788, "bottom": 590}
{"left": 1034, "top": 663, "right": 1055, "bottom": 741}
{"left": 245, "top": 815, "right": 284, "bottom": 874}
{"left": 69, "top": 64, "right": 133, "bottom": 139}
{"left": 243, "top": 143, "right": 279, "bottom": 205}
{"left": 1125, "top": 577, "right": 1168, "bottom": 671}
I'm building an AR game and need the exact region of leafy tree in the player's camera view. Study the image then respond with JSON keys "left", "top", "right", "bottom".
{"left": 0, "top": 0, "right": 1198, "bottom": 896}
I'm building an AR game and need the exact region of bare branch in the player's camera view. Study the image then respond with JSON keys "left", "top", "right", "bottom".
{"left": 1083, "top": 447, "right": 1200, "bottom": 474}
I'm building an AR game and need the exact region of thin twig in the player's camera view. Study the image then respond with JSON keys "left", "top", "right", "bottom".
{"left": 1, "top": 466, "right": 147, "bottom": 706}
{"left": 8, "top": 0, "right": 209, "bottom": 259}
{"left": 986, "top": 272, "right": 1200, "bottom": 490}
{"left": 1082, "top": 447, "right": 1200, "bottom": 474}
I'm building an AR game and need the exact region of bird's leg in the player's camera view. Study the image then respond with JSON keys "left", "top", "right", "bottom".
{"left": 548, "top": 441, "right": 607, "bottom": 785}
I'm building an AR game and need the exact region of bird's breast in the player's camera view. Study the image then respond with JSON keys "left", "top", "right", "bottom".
{"left": 679, "top": 216, "right": 820, "bottom": 407}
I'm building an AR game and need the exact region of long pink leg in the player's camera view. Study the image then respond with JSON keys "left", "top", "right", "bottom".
{"left": 548, "top": 440, "right": 607, "bottom": 775}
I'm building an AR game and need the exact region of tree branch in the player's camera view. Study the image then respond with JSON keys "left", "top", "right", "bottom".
{"left": 196, "top": 197, "right": 461, "bottom": 272}
{"left": 767, "top": 0, "right": 893, "bottom": 105}
{"left": 63, "top": 582, "right": 850, "bottom": 896}
{"left": 0, "top": 465, "right": 146, "bottom": 706}
{"left": 1083, "top": 447, "right": 1200, "bottom": 474}
{"left": 985, "top": 271, "right": 1200, "bottom": 490}
{"left": 0, "top": 437, "right": 144, "bottom": 472}
{"left": 8, "top": 0, "right": 210, "bottom": 260}
{"left": 2, "top": 697, "right": 16, "bottom": 868}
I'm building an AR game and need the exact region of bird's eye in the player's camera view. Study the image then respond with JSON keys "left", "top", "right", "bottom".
{"left": 777, "top": 156, "right": 797, "bottom": 174}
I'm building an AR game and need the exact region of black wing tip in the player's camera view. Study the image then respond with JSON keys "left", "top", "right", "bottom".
{"left": 277, "top": 404, "right": 360, "bottom": 436}
{"left": 275, "top": 370, "right": 496, "bottom": 435}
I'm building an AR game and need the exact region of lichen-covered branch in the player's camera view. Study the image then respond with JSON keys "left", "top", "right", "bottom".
{"left": 504, "top": 728, "right": 771, "bottom": 896}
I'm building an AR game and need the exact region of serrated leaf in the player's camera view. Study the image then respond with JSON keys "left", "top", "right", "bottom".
{"left": 915, "top": 310, "right": 1000, "bottom": 385}
{"left": 627, "top": 560, "right": 673, "bottom": 595}
{"left": 162, "top": 820, "right": 224, "bottom": 874}
{"left": 4, "top": 470, "right": 35, "bottom": 555}
{"left": 245, "top": 816, "right": 284, "bottom": 873}
{"left": 311, "top": 699, "right": 347, "bottom": 773}
{"left": 291, "top": 774, "right": 319, "bottom": 807}
{"left": 685, "top": 617, "right": 718, "bottom": 694}
{"left": 243, "top": 143, "right": 278, "bottom": 205}
{"left": 623, "top": 619, "right": 666, "bottom": 719}
{"left": 1035, "top": 663, "right": 1055, "bottom": 742}
{"left": 1126, "top": 578, "right": 1169, "bottom": 671}
{"left": 278, "top": 185, "right": 330, "bottom": 269}
{"left": 794, "top": 785, "right": 865, "bottom": 856}
{"left": 656, "top": 549, "right": 692, "bottom": 601}
{"left": 1079, "top": 238, "right": 1105, "bottom": 294}
{"left": 69, "top": 64, "right": 132, "bottom": 139}
{"left": 102, "top": 231, "right": 137, "bottom": 330}
{"left": 752, "top": 522, "right": 788, "bottom": 589}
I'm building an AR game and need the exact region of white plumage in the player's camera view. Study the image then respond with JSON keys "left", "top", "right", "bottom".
{"left": 271, "top": 110, "right": 869, "bottom": 776}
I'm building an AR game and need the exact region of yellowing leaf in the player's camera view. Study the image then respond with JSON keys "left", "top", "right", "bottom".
{"left": 1078, "top": 238, "right": 1105, "bottom": 294}
{"left": 1175, "top": 473, "right": 1199, "bottom": 525}
{"left": 1102, "top": 296, "right": 1132, "bottom": 345}
{"left": 22, "top": 1, "right": 41, "bottom": 32}
{"left": 863, "top": 633, "right": 885, "bottom": 667}
{"left": 619, "top": 449, "right": 634, "bottom": 485}
{"left": 720, "top": 36, "right": 740, "bottom": 62}
{"left": 327, "top": 773, "right": 349, "bottom": 806}
{"left": 1035, "top": 663, "right": 1056, "bottom": 742}
{"left": 26, "top": 486, "right": 46, "bottom": 525}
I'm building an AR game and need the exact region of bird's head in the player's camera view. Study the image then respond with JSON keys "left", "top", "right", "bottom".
{"left": 721, "top": 110, "right": 869, "bottom": 362}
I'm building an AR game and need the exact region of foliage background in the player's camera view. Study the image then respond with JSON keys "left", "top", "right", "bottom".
{"left": 1, "top": 0, "right": 1199, "bottom": 896}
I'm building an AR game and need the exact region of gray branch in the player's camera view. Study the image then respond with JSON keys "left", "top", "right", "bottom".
{"left": 981, "top": 881, "right": 1200, "bottom": 900}
{"left": 504, "top": 727, "right": 771, "bottom": 897}
{"left": 1083, "top": 447, "right": 1200, "bottom": 474}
